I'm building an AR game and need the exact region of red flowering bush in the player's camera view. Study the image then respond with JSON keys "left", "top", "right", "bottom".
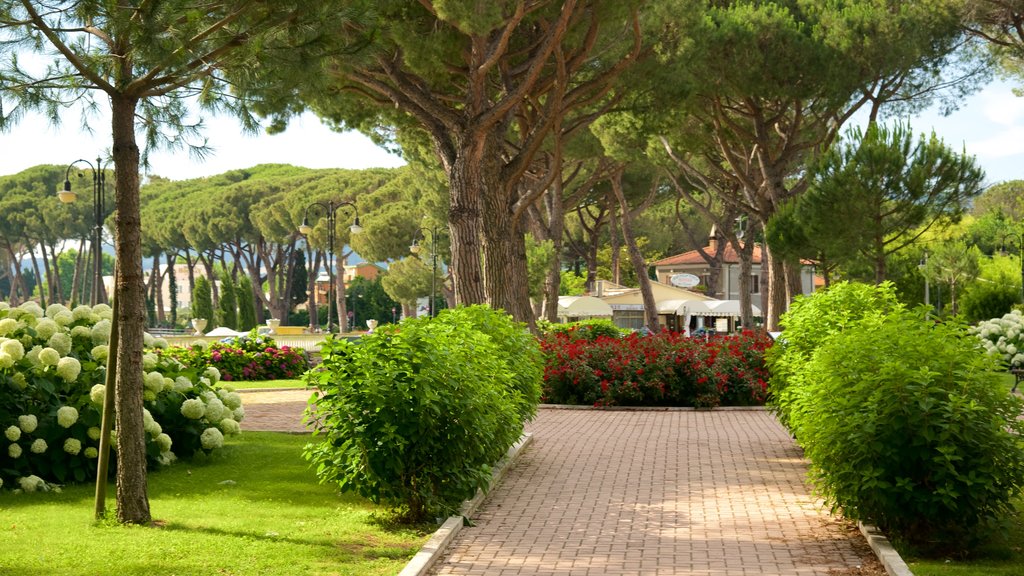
{"left": 161, "top": 331, "right": 309, "bottom": 381}
{"left": 540, "top": 329, "right": 771, "bottom": 407}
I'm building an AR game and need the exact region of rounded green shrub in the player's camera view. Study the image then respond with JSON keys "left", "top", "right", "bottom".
{"left": 303, "top": 313, "right": 524, "bottom": 522}
{"left": 796, "top": 309, "right": 1024, "bottom": 551}
{"left": 766, "top": 281, "right": 903, "bottom": 430}
{"left": 433, "top": 305, "right": 542, "bottom": 422}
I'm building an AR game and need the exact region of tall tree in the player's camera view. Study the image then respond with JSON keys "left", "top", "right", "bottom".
{"left": 1, "top": 1, "right": 350, "bottom": 523}
{"left": 276, "top": 0, "right": 642, "bottom": 325}
{"left": 790, "top": 123, "right": 984, "bottom": 283}
{"left": 217, "top": 269, "right": 238, "bottom": 329}
{"left": 192, "top": 276, "right": 214, "bottom": 330}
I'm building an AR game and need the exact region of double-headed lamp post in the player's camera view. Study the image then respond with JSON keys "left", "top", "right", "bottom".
{"left": 409, "top": 226, "right": 442, "bottom": 317}
{"left": 298, "top": 200, "right": 361, "bottom": 333}
{"left": 59, "top": 157, "right": 109, "bottom": 305}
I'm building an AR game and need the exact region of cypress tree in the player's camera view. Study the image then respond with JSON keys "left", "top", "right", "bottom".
{"left": 192, "top": 276, "right": 214, "bottom": 329}
{"left": 237, "top": 275, "right": 258, "bottom": 331}
{"left": 218, "top": 270, "right": 239, "bottom": 330}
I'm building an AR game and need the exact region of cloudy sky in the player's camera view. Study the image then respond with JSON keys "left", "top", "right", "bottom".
{"left": 0, "top": 79, "right": 1021, "bottom": 185}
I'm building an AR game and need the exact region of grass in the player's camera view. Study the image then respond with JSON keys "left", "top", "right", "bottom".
{"left": 224, "top": 379, "right": 310, "bottom": 390}
{"left": 903, "top": 505, "right": 1024, "bottom": 576}
{"left": 0, "top": 432, "right": 429, "bottom": 576}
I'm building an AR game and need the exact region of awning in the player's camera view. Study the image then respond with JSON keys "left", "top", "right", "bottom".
{"left": 687, "top": 300, "right": 761, "bottom": 318}
{"left": 557, "top": 296, "right": 613, "bottom": 318}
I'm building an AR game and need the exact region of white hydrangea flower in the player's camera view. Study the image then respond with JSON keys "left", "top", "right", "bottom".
{"left": 198, "top": 376, "right": 211, "bottom": 387}
{"left": 155, "top": 433, "right": 172, "bottom": 453}
{"left": 142, "top": 353, "right": 158, "bottom": 370}
{"left": 200, "top": 427, "right": 224, "bottom": 450}
{"left": 9, "top": 443, "right": 22, "bottom": 458}
{"left": 57, "top": 405, "right": 79, "bottom": 428}
{"left": 173, "top": 376, "right": 194, "bottom": 393}
{"left": 24, "top": 345, "right": 42, "bottom": 367}
{"left": 38, "top": 347, "right": 61, "bottom": 367}
{"left": 18, "top": 414, "right": 38, "bottom": 433}
{"left": 218, "top": 418, "right": 241, "bottom": 435}
{"left": 45, "top": 303, "right": 68, "bottom": 318}
{"left": 143, "top": 390, "right": 157, "bottom": 402}
{"left": 204, "top": 366, "right": 221, "bottom": 384}
{"left": 220, "top": 391, "right": 243, "bottom": 411}
{"left": 19, "top": 301, "right": 44, "bottom": 318}
{"left": 180, "top": 398, "right": 205, "bottom": 419}
{"left": 92, "top": 303, "right": 113, "bottom": 320}
{"left": 158, "top": 451, "right": 177, "bottom": 466}
{"left": 34, "top": 318, "right": 59, "bottom": 340}
{"left": 0, "top": 318, "right": 19, "bottom": 336}
{"left": 0, "top": 301, "right": 7, "bottom": 311}
{"left": 70, "top": 325, "right": 92, "bottom": 341}
{"left": 56, "top": 357, "right": 81, "bottom": 383}
{"left": 91, "top": 344, "right": 109, "bottom": 362}
{"left": 87, "top": 427, "right": 101, "bottom": 441}
{"left": 153, "top": 338, "right": 169, "bottom": 350}
{"left": 204, "top": 398, "right": 226, "bottom": 422}
{"left": 63, "top": 438, "right": 81, "bottom": 455}
{"left": 91, "top": 319, "right": 112, "bottom": 345}
{"left": 143, "top": 332, "right": 155, "bottom": 347}
{"left": 1, "top": 338, "right": 25, "bottom": 361}
{"left": 84, "top": 446, "right": 99, "bottom": 459}
{"left": 48, "top": 332, "right": 72, "bottom": 356}
{"left": 142, "top": 409, "right": 161, "bottom": 436}
{"left": 90, "top": 384, "right": 106, "bottom": 406}
{"left": 233, "top": 406, "right": 245, "bottom": 422}
{"left": 18, "top": 475, "right": 45, "bottom": 492}
{"left": 201, "top": 390, "right": 217, "bottom": 403}
{"left": 53, "top": 310, "right": 74, "bottom": 326}
{"left": 72, "top": 305, "right": 94, "bottom": 322}
{"left": 30, "top": 438, "right": 47, "bottom": 453}
{"left": 143, "top": 371, "right": 165, "bottom": 393}
{"left": 0, "top": 351, "right": 13, "bottom": 369}
{"left": 11, "top": 372, "right": 26, "bottom": 390}
{"left": 5, "top": 425, "right": 21, "bottom": 441}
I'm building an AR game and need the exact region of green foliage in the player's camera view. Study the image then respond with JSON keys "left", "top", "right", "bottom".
{"left": 526, "top": 236, "right": 556, "bottom": 302}
{"left": 794, "top": 309, "right": 1024, "bottom": 551}
{"left": 236, "top": 275, "right": 258, "bottom": 332}
{"left": 961, "top": 275, "right": 1021, "bottom": 325}
{"left": 433, "top": 305, "right": 543, "bottom": 422}
{"left": 559, "top": 270, "right": 587, "bottom": 296}
{"left": 168, "top": 257, "right": 179, "bottom": 327}
{"left": 347, "top": 276, "right": 401, "bottom": 330}
{"left": 217, "top": 271, "right": 239, "bottom": 330}
{"left": 766, "top": 282, "right": 904, "bottom": 430}
{"left": 192, "top": 276, "right": 214, "bottom": 329}
{"left": 304, "top": 313, "right": 526, "bottom": 522}
{"left": 539, "top": 318, "right": 627, "bottom": 341}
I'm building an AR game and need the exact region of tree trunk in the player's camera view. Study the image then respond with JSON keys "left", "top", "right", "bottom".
{"left": 611, "top": 171, "right": 659, "bottom": 330}
{"left": 70, "top": 238, "right": 86, "bottom": 306}
{"left": 763, "top": 242, "right": 788, "bottom": 331}
{"left": 543, "top": 183, "right": 565, "bottom": 323}
{"left": 307, "top": 248, "right": 319, "bottom": 331}
{"left": 609, "top": 205, "right": 621, "bottom": 284}
{"left": 448, "top": 139, "right": 487, "bottom": 307}
{"left": 110, "top": 93, "right": 151, "bottom": 525}
{"left": 27, "top": 238, "right": 45, "bottom": 307}
{"left": 154, "top": 251, "right": 166, "bottom": 325}
{"left": 40, "top": 241, "right": 55, "bottom": 304}
{"left": 4, "top": 239, "right": 27, "bottom": 304}
{"left": 481, "top": 187, "right": 534, "bottom": 326}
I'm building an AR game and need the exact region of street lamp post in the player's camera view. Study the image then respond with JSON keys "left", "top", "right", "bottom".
{"left": 298, "top": 200, "right": 361, "bottom": 333}
{"left": 60, "top": 157, "right": 110, "bottom": 306}
{"left": 919, "top": 250, "right": 930, "bottom": 312}
{"left": 410, "top": 226, "right": 442, "bottom": 318}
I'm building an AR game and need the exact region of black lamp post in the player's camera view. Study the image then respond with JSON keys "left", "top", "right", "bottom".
{"left": 410, "top": 226, "right": 443, "bottom": 317}
{"left": 60, "top": 157, "right": 109, "bottom": 305}
{"left": 298, "top": 200, "right": 361, "bottom": 333}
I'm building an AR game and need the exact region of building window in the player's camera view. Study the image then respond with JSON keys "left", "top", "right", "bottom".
{"left": 751, "top": 274, "right": 760, "bottom": 295}
{"left": 613, "top": 310, "right": 646, "bottom": 331}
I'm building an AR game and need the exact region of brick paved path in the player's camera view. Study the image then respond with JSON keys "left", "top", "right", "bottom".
{"left": 433, "top": 408, "right": 874, "bottom": 576}
{"left": 237, "top": 393, "right": 877, "bottom": 575}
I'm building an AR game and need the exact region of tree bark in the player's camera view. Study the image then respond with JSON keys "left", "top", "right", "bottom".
{"left": 70, "top": 238, "right": 86, "bottom": 306}
{"left": 110, "top": 93, "right": 151, "bottom": 525}
{"left": 448, "top": 138, "right": 487, "bottom": 307}
{"left": 611, "top": 171, "right": 659, "bottom": 330}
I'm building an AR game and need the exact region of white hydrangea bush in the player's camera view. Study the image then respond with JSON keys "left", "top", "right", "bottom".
{"left": 0, "top": 302, "right": 243, "bottom": 491}
{"left": 974, "top": 309, "right": 1024, "bottom": 368}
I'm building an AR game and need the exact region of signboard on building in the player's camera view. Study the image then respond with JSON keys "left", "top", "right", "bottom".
{"left": 669, "top": 273, "right": 701, "bottom": 288}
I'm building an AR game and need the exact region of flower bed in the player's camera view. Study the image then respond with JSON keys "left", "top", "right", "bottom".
{"left": 160, "top": 331, "right": 309, "bottom": 381}
{"left": 0, "top": 301, "right": 242, "bottom": 492}
{"left": 540, "top": 329, "right": 772, "bottom": 407}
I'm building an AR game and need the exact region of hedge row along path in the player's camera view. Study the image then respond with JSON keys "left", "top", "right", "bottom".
{"left": 240, "top": 391, "right": 883, "bottom": 575}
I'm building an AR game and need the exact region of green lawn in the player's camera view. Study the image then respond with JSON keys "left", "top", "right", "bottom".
{"left": 226, "top": 378, "right": 310, "bottom": 390}
{"left": 904, "top": 509, "right": 1024, "bottom": 576}
{"left": 0, "top": 432, "right": 428, "bottom": 576}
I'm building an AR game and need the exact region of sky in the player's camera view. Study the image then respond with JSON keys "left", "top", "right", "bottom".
{"left": 0, "top": 80, "right": 1022, "bottom": 185}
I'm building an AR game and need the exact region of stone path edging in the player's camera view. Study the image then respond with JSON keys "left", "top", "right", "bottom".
{"left": 859, "top": 523, "right": 915, "bottom": 576}
{"left": 398, "top": 432, "right": 534, "bottom": 576}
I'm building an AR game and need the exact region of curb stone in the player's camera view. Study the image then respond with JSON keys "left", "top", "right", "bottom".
{"left": 397, "top": 432, "right": 534, "bottom": 576}
{"left": 858, "top": 523, "right": 915, "bottom": 575}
